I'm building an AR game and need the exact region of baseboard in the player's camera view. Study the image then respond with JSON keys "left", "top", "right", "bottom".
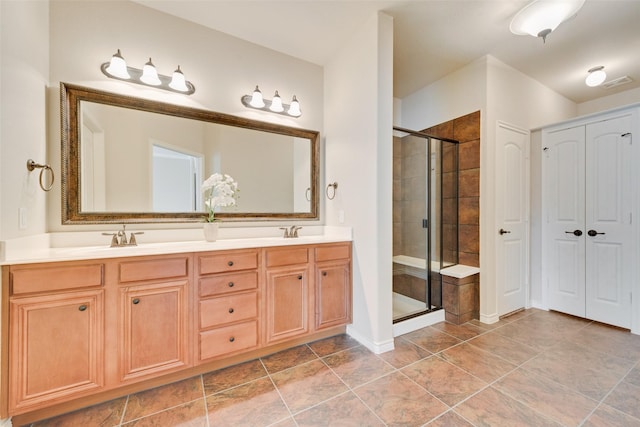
{"left": 346, "top": 325, "right": 395, "bottom": 355}
{"left": 480, "top": 312, "right": 500, "bottom": 324}
{"left": 529, "top": 300, "right": 548, "bottom": 311}
{"left": 392, "top": 310, "right": 445, "bottom": 337}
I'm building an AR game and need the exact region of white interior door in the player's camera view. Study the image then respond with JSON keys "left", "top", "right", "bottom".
{"left": 496, "top": 123, "right": 530, "bottom": 316}
{"left": 585, "top": 116, "right": 633, "bottom": 328}
{"left": 544, "top": 125, "right": 586, "bottom": 317}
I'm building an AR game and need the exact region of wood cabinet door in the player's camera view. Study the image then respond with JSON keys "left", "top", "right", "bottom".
{"left": 119, "top": 281, "right": 188, "bottom": 382}
{"left": 9, "top": 290, "right": 104, "bottom": 414}
{"left": 315, "top": 261, "right": 352, "bottom": 329}
{"left": 265, "top": 267, "right": 309, "bottom": 343}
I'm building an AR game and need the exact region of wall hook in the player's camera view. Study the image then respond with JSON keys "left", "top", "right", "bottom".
{"left": 326, "top": 182, "right": 338, "bottom": 200}
{"left": 27, "top": 159, "right": 55, "bottom": 192}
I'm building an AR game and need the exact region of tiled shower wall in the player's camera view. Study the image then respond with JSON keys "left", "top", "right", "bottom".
{"left": 423, "top": 111, "right": 480, "bottom": 267}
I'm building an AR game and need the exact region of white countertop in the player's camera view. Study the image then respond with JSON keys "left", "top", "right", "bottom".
{"left": 0, "top": 226, "right": 352, "bottom": 265}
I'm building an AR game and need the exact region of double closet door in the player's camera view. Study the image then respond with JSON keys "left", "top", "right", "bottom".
{"left": 543, "top": 114, "right": 634, "bottom": 329}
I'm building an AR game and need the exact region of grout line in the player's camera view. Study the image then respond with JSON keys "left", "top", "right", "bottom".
{"left": 200, "top": 374, "right": 210, "bottom": 427}
{"left": 118, "top": 395, "right": 129, "bottom": 426}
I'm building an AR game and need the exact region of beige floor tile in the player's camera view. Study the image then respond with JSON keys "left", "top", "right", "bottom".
{"left": 583, "top": 404, "right": 640, "bottom": 427}
{"left": 294, "top": 391, "right": 384, "bottom": 426}
{"left": 430, "top": 321, "right": 484, "bottom": 341}
{"left": 604, "top": 380, "right": 640, "bottom": 420}
{"left": 270, "top": 359, "right": 348, "bottom": 413}
{"left": 440, "top": 342, "right": 517, "bottom": 382}
{"left": 323, "top": 345, "right": 395, "bottom": 388}
{"left": 202, "top": 359, "right": 267, "bottom": 396}
{"left": 122, "top": 376, "right": 203, "bottom": 422}
{"left": 30, "top": 396, "right": 127, "bottom": 427}
{"left": 355, "top": 371, "right": 448, "bottom": 426}
{"left": 456, "top": 387, "right": 562, "bottom": 426}
{"left": 378, "top": 336, "right": 431, "bottom": 369}
{"left": 402, "top": 356, "right": 486, "bottom": 406}
{"left": 122, "top": 399, "right": 207, "bottom": 427}
{"left": 206, "top": 377, "right": 290, "bottom": 427}
{"left": 402, "top": 327, "right": 462, "bottom": 353}
{"left": 467, "top": 331, "right": 540, "bottom": 365}
{"left": 426, "top": 410, "right": 475, "bottom": 426}
{"left": 307, "top": 334, "right": 360, "bottom": 357}
{"left": 261, "top": 344, "right": 318, "bottom": 374}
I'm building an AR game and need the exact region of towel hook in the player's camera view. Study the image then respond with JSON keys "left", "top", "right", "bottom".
{"left": 326, "top": 182, "right": 338, "bottom": 200}
{"left": 27, "top": 159, "right": 55, "bottom": 192}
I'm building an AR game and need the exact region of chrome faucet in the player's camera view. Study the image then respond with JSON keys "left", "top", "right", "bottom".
{"left": 280, "top": 226, "right": 302, "bottom": 238}
{"left": 103, "top": 225, "right": 144, "bottom": 247}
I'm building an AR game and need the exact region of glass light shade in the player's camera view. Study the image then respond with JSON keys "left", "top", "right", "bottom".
{"left": 140, "top": 58, "right": 161, "bottom": 86}
{"left": 270, "top": 91, "right": 284, "bottom": 112}
{"left": 287, "top": 95, "right": 301, "bottom": 117}
{"left": 169, "top": 66, "right": 189, "bottom": 92}
{"left": 105, "top": 49, "right": 130, "bottom": 79}
{"left": 585, "top": 67, "right": 606, "bottom": 87}
{"left": 249, "top": 85, "right": 265, "bottom": 108}
{"left": 510, "top": 0, "right": 585, "bottom": 39}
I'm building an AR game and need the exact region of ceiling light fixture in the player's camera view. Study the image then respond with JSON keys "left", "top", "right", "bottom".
{"left": 241, "top": 86, "right": 302, "bottom": 117}
{"left": 510, "top": 0, "right": 585, "bottom": 43}
{"left": 585, "top": 66, "right": 607, "bottom": 87}
{"left": 101, "top": 49, "right": 196, "bottom": 95}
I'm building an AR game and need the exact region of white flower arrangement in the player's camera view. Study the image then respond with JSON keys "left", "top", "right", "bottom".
{"left": 201, "top": 173, "right": 238, "bottom": 222}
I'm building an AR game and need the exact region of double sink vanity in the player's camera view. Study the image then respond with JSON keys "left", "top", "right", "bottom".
{"left": 0, "top": 230, "right": 352, "bottom": 423}
{"left": 0, "top": 82, "right": 352, "bottom": 424}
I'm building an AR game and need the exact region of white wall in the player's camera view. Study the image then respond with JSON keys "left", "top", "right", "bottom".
{"left": 324, "top": 12, "right": 394, "bottom": 353}
{"left": 578, "top": 87, "right": 640, "bottom": 117}
{"left": 0, "top": 0, "right": 49, "bottom": 241}
{"left": 47, "top": 0, "right": 324, "bottom": 231}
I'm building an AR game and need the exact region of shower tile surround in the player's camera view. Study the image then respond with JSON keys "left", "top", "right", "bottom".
{"left": 393, "top": 112, "right": 480, "bottom": 321}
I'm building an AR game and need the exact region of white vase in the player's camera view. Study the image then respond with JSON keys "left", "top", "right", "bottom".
{"left": 203, "top": 222, "right": 219, "bottom": 242}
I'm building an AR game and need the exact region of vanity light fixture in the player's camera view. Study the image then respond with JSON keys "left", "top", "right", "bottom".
{"left": 241, "top": 85, "right": 302, "bottom": 118}
{"left": 101, "top": 49, "right": 196, "bottom": 95}
{"left": 585, "top": 66, "right": 607, "bottom": 87}
{"left": 510, "top": 0, "right": 585, "bottom": 43}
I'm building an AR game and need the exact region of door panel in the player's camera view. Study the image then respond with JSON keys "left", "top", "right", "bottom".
{"left": 544, "top": 126, "right": 585, "bottom": 317}
{"left": 496, "top": 123, "right": 529, "bottom": 315}
{"left": 585, "top": 116, "right": 632, "bottom": 328}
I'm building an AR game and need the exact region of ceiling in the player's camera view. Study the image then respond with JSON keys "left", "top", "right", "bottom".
{"left": 135, "top": 0, "right": 640, "bottom": 103}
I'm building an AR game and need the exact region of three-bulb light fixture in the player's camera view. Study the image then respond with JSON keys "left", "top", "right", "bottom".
{"left": 101, "top": 49, "right": 195, "bottom": 95}
{"left": 241, "top": 85, "right": 302, "bottom": 117}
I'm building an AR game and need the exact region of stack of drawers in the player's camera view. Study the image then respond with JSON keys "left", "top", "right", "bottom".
{"left": 197, "top": 249, "right": 260, "bottom": 361}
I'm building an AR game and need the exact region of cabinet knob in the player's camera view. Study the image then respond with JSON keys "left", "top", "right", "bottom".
{"left": 322, "top": 271, "right": 327, "bottom": 276}
{"left": 78, "top": 305, "right": 87, "bottom": 311}
{"left": 228, "top": 308, "right": 234, "bottom": 314}
{"left": 132, "top": 298, "right": 140, "bottom": 305}
{"left": 227, "top": 261, "right": 234, "bottom": 266}
{"left": 229, "top": 336, "right": 235, "bottom": 342}
{"left": 228, "top": 282, "right": 235, "bottom": 288}
{"left": 298, "top": 275, "right": 302, "bottom": 280}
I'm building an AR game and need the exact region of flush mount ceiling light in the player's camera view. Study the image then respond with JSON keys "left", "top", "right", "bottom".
{"left": 510, "top": 0, "right": 586, "bottom": 43}
{"left": 101, "top": 49, "right": 195, "bottom": 95}
{"left": 585, "top": 66, "right": 607, "bottom": 87}
{"left": 241, "top": 85, "right": 302, "bottom": 117}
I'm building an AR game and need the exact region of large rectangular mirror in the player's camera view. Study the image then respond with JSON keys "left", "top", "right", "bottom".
{"left": 61, "top": 83, "right": 319, "bottom": 224}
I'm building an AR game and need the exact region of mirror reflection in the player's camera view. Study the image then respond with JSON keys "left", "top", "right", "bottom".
{"left": 62, "top": 83, "right": 319, "bottom": 224}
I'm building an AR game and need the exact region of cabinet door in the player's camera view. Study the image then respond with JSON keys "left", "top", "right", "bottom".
{"left": 265, "top": 267, "right": 309, "bottom": 343}
{"left": 120, "top": 281, "right": 188, "bottom": 382}
{"left": 316, "top": 261, "right": 352, "bottom": 329}
{"left": 9, "top": 290, "right": 104, "bottom": 414}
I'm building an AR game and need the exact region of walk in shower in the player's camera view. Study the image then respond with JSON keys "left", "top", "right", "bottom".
{"left": 392, "top": 127, "right": 458, "bottom": 322}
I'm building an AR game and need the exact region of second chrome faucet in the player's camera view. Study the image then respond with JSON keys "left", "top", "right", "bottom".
{"left": 280, "top": 226, "right": 302, "bottom": 238}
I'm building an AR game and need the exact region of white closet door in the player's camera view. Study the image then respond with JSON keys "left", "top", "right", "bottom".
{"left": 544, "top": 126, "right": 586, "bottom": 318}
{"left": 585, "top": 116, "right": 633, "bottom": 328}
{"left": 496, "top": 123, "right": 530, "bottom": 316}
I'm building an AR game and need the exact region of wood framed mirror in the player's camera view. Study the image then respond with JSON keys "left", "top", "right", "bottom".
{"left": 61, "top": 83, "right": 319, "bottom": 224}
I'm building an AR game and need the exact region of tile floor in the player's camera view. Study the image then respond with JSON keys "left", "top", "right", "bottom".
{"left": 28, "top": 309, "right": 640, "bottom": 426}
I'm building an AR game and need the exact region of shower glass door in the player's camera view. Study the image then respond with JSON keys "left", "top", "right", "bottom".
{"left": 392, "top": 129, "right": 457, "bottom": 323}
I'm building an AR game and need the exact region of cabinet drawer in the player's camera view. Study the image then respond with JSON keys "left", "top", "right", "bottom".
{"left": 200, "top": 292, "right": 258, "bottom": 328}
{"left": 119, "top": 257, "right": 189, "bottom": 283}
{"left": 266, "top": 247, "right": 309, "bottom": 267}
{"left": 11, "top": 263, "right": 104, "bottom": 295}
{"left": 316, "top": 244, "right": 351, "bottom": 262}
{"left": 199, "top": 271, "right": 258, "bottom": 297}
{"left": 199, "top": 251, "right": 258, "bottom": 275}
{"left": 200, "top": 321, "right": 258, "bottom": 360}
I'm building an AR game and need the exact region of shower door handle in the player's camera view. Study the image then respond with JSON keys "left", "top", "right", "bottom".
{"left": 499, "top": 228, "right": 511, "bottom": 235}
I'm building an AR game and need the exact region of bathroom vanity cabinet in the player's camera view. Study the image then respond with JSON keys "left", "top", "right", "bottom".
{"left": 0, "top": 241, "right": 351, "bottom": 422}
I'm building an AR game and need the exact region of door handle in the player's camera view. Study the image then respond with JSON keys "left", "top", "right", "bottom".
{"left": 499, "top": 228, "right": 511, "bottom": 235}
{"left": 565, "top": 230, "right": 583, "bottom": 237}
{"left": 588, "top": 230, "right": 605, "bottom": 237}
